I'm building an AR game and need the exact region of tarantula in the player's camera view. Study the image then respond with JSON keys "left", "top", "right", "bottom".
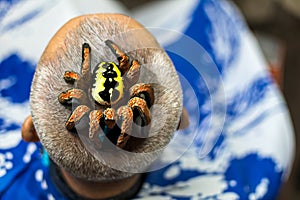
{"left": 58, "top": 40, "right": 154, "bottom": 149}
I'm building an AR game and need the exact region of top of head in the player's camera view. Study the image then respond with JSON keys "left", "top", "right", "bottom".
{"left": 30, "top": 14, "right": 182, "bottom": 181}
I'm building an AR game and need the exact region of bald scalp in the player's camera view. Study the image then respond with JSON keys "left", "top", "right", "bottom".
{"left": 30, "top": 14, "right": 182, "bottom": 181}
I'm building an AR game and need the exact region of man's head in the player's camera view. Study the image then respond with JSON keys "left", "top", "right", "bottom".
{"left": 23, "top": 14, "right": 183, "bottom": 182}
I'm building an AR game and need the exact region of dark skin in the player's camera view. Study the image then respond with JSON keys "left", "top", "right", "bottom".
{"left": 60, "top": 170, "right": 142, "bottom": 199}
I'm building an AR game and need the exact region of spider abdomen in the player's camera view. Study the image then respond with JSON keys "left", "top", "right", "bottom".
{"left": 92, "top": 62, "right": 123, "bottom": 105}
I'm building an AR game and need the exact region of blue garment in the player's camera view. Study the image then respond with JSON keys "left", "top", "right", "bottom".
{"left": 0, "top": 0, "right": 294, "bottom": 199}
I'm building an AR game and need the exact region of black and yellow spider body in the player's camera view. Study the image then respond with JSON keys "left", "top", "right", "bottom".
{"left": 92, "top": 62, "right": 123, "bottom": 106}
{"left": 58, "top": 40, "right": 154, "bottom": 149}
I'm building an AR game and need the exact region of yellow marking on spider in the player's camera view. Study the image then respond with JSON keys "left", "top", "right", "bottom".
{"left": 92, "top": 62, "right": 123, "bottom": 105}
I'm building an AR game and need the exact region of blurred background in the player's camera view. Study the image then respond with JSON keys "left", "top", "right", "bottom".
{"left": 120, "top": 0, "right": 300, "bottom": 199}
{"left": 230, "top": 1, "right": 300, "bottom": 199}
{"left": 114, "top": 0, "right": 299, "bottom": 198}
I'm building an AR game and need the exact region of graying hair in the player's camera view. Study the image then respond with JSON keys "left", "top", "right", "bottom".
{"left": 30, "top": 14, "right": 182, "bottom": 181}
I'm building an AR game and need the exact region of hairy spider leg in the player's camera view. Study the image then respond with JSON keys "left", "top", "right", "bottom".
{"left": 130, "top": 83, "right": 154, "bottom": 108}
{"left": 58, "top": 88, "right": 87, "bottom": 106}
{"left": 59, "top": 43, "right": 93, "bottom": 134}
{"left": 105, "top": 40, "right": 142, "bottom": 105}
{"left": 65, "top": 105, "right": 91, "bottom": 131}
{"left": 114, "top": 84, "right": 154, "bottom": 148}
{"left": 63, "top": 71, "right": 80, "bottom": 84}
{"left": 89, "top": 106, "right": 134, "bottom": 148}
{"left": 59, "top": 43, "right": 92, "bottom": 106}
{"left": 89, "top": 110, "right": 103, "bottom": 139}
{"left": 62, "top": 43, "right": 91, "bottom": 85}
{"left": 114, "top": 96, "right": 152, "bottom": 148}
{"left": 105, "top": 40, "right": 130, "bottom": 75}
{"left": 105, "top": 40, "right": 141, "bottom": 84}
{"left": 128, "top": 97, "right": 151, "bottom": 127}
{"left": 77, "top": 43, "right": 91, "bottom": 91}
{"left": 123, "top": 60, "right": 141, "bottom": 90}
{"left": 88, "top": 105, "right": 138, "bottom": 149}
{"left": 116, "top": 106, "right": 133, "bottom": 148}
{"left": 89, "top": 108, "right": 121, "bottom": 147}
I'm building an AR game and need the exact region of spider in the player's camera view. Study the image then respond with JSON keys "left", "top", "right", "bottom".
{"left": 58, "top": 40, "right": 154, "bottom": 149}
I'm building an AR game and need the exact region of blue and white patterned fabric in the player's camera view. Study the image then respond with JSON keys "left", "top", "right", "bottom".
{"left": 0, "top": 0, "right": 295, "bottom": 199}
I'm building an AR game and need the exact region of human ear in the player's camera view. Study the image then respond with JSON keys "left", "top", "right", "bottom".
{"left": 177, "top": 107, "right": 189, "bottom": 130}
{"left": 21, "top": 115, "right": 40, "bottom": 142}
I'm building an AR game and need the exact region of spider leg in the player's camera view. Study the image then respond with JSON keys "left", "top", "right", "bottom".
{"left": 124, "top": 59, "right": 141, "bottom": 87}
{"left": 62, "top": 43, "right": 90, "bottom": 85}
{"left": 116, "top": 106, "right": 133, "bottom": 148}
{"left": 58, "top": 88, "right": 87, "bottom": 105}
{"left": 128, "top": 97, "right": 151, "bottom": 127}
{"left": 130, "top": 83, "right": 154, "bottom": 108}
{"left": 65, "top": 105, "right": 90, "bottom": 131}
{"left": 89, "top": 110, "right": 103, "bottom": 139}
{"left": 89, "top": 108, "right": 120, "bottom": 146}
{"left": 63, "top": 71, "right": 80, "bottom": 84}
{"left": 75, "top": 43, "right": 91, "bottom": 91}
{"left": 103, "top": 108, "right": 116, "bottom": 129}
{"left": 103, "top": 108, "right": 127, "bottom": 146}
{"left": 105, "top": 40, "right": 130, "bottom": 75}
{"left": 81, "top": 43, "right": 91, "bottom": 77}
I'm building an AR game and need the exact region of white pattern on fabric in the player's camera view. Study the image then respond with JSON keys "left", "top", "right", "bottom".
{"left": 0, "top": 152, "right": 13, "bottom": 177}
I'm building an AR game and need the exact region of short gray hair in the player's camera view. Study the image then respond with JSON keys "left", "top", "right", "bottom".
{"left": 30, "top": 14, "right": 182, "bottom": 181}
